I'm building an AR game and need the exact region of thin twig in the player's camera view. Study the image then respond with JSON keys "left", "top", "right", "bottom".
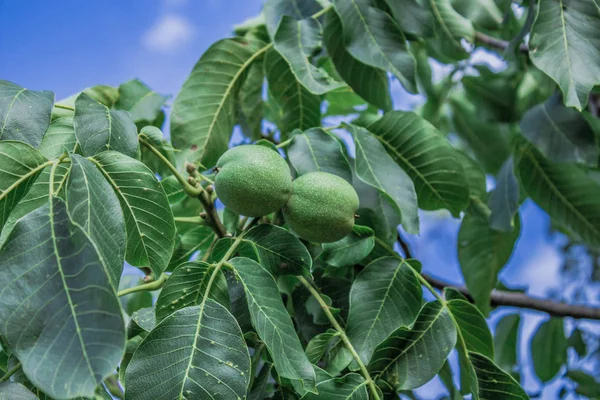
{"left": 474, "top": 31, "right": 528, "bottom": 54}
{"left": 0, "top": 362, "right": 21, "bottom": 383}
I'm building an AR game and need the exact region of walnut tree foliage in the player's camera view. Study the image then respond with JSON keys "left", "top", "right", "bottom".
{"left": 1, "top": 0, "right": 600, "bottom": 399}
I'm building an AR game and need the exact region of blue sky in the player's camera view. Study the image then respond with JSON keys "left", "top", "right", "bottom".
{"left": 1, "top": 0, "right": 596, "bottom": 398}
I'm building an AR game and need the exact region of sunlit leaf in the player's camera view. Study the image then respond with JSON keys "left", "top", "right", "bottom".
{"left": 93, "top": 151, "right": 176, "bottom": 278}
{"left": 529, "top": 0, "right": 600, "bottom": 110}
{"left": 125, "top": 301, "right": 250, "bottom": 400}
{"left": 321, "top": 225, "right": 375, "bottom": 267}
{"left": 346, "top": 257, "right": 422, "bottom": 365}
{"left": 39, "top": 116, "right": 76, "bottom": 159}
{"left": 0, "top": 199, "right": 124, "bottom": 399}
{"left": 447, "top": 298, "right": 494, "bottom": 358}
{"left": 0, "top": 80, "right": 54, "bottom": 148}
{"left": 171, "top": 38, "right": 268, "bottom": 168}
{"left": 385, "top": 0, "right": 435, "bottom": 38}
{"left": 229, "top": 257, "right": 317, "bottom": 395}
{"left": 263, "top": 0, "right": 322, "bottom": 38}
{"left": 470, "top": 352, "right": 529, "bottom": 399}
{"left": 114, "top": 79, "right": 168, "bottom": 127}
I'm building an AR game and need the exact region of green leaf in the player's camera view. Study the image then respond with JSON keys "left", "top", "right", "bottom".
{"left": 249, "top": 363, "right": 273, "bottom": 400}
{"left": 125, "top": 291, "right": 153, "bottom": 316}
{"left": 138, "top": 125, "right": 163, "bottom": 147}
{"left": 265, "top": 49, "right": 321, "bottom": 136}
{"left": 384, "top": 0, "right": 435, "bottom": 38}
{"left": 0, "top": 141, "right": 49, "bottom": 232}
{"left": 449, "top": 95, "right": 512, "bottom": 174}
{"left": 332, "top": 0, "right": 417, "bottom": 92}
{"left": 263, "top": 0, "right": 322, "bottom": 38}
{"left": 518, "top": 145, "right": 600, "bottom": 247}
{"left": 368, "top": 111, "right": 470, "bottom": 216}
{"left": 458, "top": 213, "right": 520, "bottom": 316}
{"left": 302, "top": 371, "right": 368, "bottom": 400}
{"left": 520, "top": 93, "right": 598, "bottom": 165}
{"left": 73, "top": 93, "right": 138, "bottom": 157}
{"left": 451, "top": 0, "right": 502, "bottom": 30}
{"left": 447, "top": 299, "right": 494, "bottom": 358}
{"left": 168, "top": 226, "right": 216, "bottom": 271}
{"left": 0, "top": 383, "right": 37, "bottom": 400}
{"left": 39, "top": 116, "right": 76, "bottom": 159}
{"left": 171, "top": 37, "right": 268, "bottom": 168}
{"left": 244, "top": 223, "right": 313, "bottom": 276}
{"left": 321, "top": 225, "right": 375, "bottom": 267}
{"left": 0, "top": 80, "right": 54, "bottom": 148}
{"left": 425, "top": 0, "right": 474, "bottom": 59}
{"left": 488, "top": 157, "right": 520, "bottom": 232}
{"left": 439, "top": 361, "right": 462, "bottom": 400}
{"left": 346, "top": 257, "right": 423, "bottom": 365}
{"left": 288, "top": 127, "right": 352, "bottom": 183}
{"left": 568, "top": 328, "right": 586, "bottom": 357}
{"left": 456, "top": 151, "right": 486, "bottom": 201}
{"left": 350, "top": 124, "right": 419, "bottom": 234}
{"left": 130, "top": 307, "right": 157, "bottom": 333}
{"left": 529, "top": 0, "right": 600, "bottom": 110}
{"left": 230, "top": 257, "right": 317, "bottom": 395}
{"left": 155, "top": 261, "right": 229, "bottom": 322}
{"left": 567, "top": 370, "right": 600, "bottom": 398}
{"left": 368, "top": 301, "right": 457, "bottom": 390}
{"left": 93, "top": 151, "right": 176, "bottom": 278}
{"left": 0, "top": 199, "right": 125, "bottom": 399}
{"left": 237, "top": 56, "right": 265, "bottom": 140}
{"left": 114, "top": 79, "right": 168, "bottom": 127}
{"left": 66, "top": 154, "right": 126, "bottom": 287}
{"left": 306, "top": 329, "right": 339, "bottom": 364}
{"left": 470, "top": 352, "right": 529, "bottom": 399}
{"left": 493, "top": 314, "right": 520, "bottom": 380}
{"left": 323, "top": 11, "right": 391, "bottom": 111}
{"left": 274, "top": 16, "right": 345, "bottom": 95}
{"left": 54, "top": 85, "right": 118, "bottom": 114}
{"left": 125, "top": 301, "right": 251, "bottom": 400}
{"left": 531, "top": 318, "right": 567, "bottom": 382}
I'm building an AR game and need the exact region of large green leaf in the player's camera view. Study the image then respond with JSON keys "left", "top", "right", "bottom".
{"left": 0, "top": 80, "right": 54, "bottom": 148}
{"left": 287, "top": 127, "right": 352, "bottom": 183}
{"left": 73, "top": 93, "right": 138, "bottom": 157}
{"left": 332, "top": 0, "right": 416, "bottom": 92}
{"left": 493, "top": 314, "right": 520, "bottom": 380}
{"left": 125, "top": 301, "right": 250, "bottom": 400}
{"left": 529, "top": 0, "right": 600, "bottom": 110}
{"left": 93, "top": 151, "right": 176, "bottom": 278}
{"left": 324, "top": 11, "right": 391, "bottom": 111}
{"left": 488, "top": 157, "right": 520, "bottom": 232}
{"left": 265, "top": 49, "right": 321, "bottom": 136}
{"left": 321, "top": 225, "right": 375, "bottom": 267}
{"left": 263, "top": 0, "right": 322, "bottom": 38}
{"left": 520, "top": 94, "right": 598, "bottom": 165}
{"left": 518, "top": 146, "right": 600, "bottom": 247}
{"left": 274, "top": 16, "right": 344, "bottom": 95}
{"left": 384, "top": 0, "right": 435, "bottom": 38}
{"left": 567, "top": 370, "right": 600, "bottom": 398}
{"left": 451, "top": 0, "right": 502, "bottom": 30}
{"left": 531, "top": 318, "right": 567, "bottom": 382}
{"left": 425, "top": 0, "right": 474, "bottom": 59}
{"left": 302, "top": 370, "right": 368, "bottom": 400}
{"left": 470, "top": 352, "right": 529, "bottom": 399}
{"left": 0, "top": 200, "right": 124, "bottom": 399}
{"left": 0, "top": 141, "right": 49, "bottom": 232}
{"left": 114, "top": 79, "right": 167, "bottom": 127}
{"left": 458, "top": 213, "right": 520, "bottom": 316}
{"left": 368, "top": 301, "right": 457, "bottom": 391}
{"left": 447, "top": 298, "right": 494, "bottom": 358}
{"left": 229, "top": 257, "right": 317, "bottom": 395}
{"left": 350, "top": 124, "right": 419, "bottom": 234}
{"left": 244, "top": 223, "right": 313, "bottom": 276}
{"left": 368, "top": 111, "right": 470, "bottom": 215}
{"left": 346, "top": 257, "right": 422, "bottom": 365}
{"left": 39, "top": 116, "right": 76, "bottom": 159}
{"left": 155, "top": 261, "right": 229, "bottom": 322}
{"left": 237, "top": 55, "right": 265, "bottom": 141}
{"left": 0, "top": 383, "right": 37, "bottom": 400}
{"left": 171, "top": 38, "right": 268, "bottom": 168}
{"left": 66, "top": 154, "right": 126, "bottom": 287}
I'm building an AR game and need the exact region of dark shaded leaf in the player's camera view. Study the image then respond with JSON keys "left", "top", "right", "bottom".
{"left": 531, "top": 318, "right": 566, "bottom": 382}
{"left": 321, "top": 225, "right": 375, "bottom": 267}
{"left": 488, "top": 157, "right": 520, "bottom": 232}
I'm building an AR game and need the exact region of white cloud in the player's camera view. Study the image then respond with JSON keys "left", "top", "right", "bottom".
{"left": 142, "top": 14, "right": 195, "bottom": 53}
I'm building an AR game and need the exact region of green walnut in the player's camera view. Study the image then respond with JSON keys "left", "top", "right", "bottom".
{"left": 214, "top": 145, "right": 293, "bottom": 217}
{"left": 283, "top": 171, "right": 359, "bottom": 243}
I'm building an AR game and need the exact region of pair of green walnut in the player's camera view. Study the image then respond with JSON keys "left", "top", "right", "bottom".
{"left": 215, "top": 145, "right": 359, "bottom": 243}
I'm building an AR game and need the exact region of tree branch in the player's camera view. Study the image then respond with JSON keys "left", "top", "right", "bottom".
{"left": 396, "top": 234, "right": 600, "bottom": 320}
{"left": 474, "top": 31, "right": 528, "bottom": 54}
